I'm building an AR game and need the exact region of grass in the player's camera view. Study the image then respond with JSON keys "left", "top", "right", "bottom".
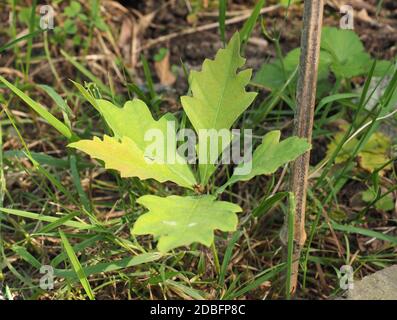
{"left": 0, "top": 0, "right": 396, "bottom": 300}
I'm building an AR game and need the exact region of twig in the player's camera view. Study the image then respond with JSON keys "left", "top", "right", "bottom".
{"left": 271, "top": 164, "right": 288, "bottom": 196}
{"left": 135, "top": 5, "right": 281, "bottom": 53}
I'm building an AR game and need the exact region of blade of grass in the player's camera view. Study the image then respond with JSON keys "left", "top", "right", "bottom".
{"left": 9, "top": 0, "right": 18, "bottom": 58}
{"left": 249, "top": 65, "right": 298, "bottom": 126}
{"left": 0, "top": 76, "right": 74, "bottom": 139}
{"left": 34, "top": 211, "right": 80, "bottom": 234}
{"left": 69, "top": 154, "right": 91, "bottom": 211}
{"left": 59, "top": 230, "right": 95, "bottom": 300}
{"left": 0, "top": 207, "right": 99, "bottom": 231}
{"left": 24, "top": 0, "right": 37, "bottom": 77}
{"left": 3, "top": 150, "right": 91, "bottom": 169}
{"left": 302, "top": 189, "right": 323, "bottom": 290}
{"left": 219, "top": 0, "right": 227, "bottom": 46}
{"left": 286, "top": 192, "right": 295, "bottom": 299}
{"left": 376, "top": 0, "right": 384, "bottom": 17}
{"left": 55, "top": 252, "right": 162, "bottom": 279}
{"left": 43, "top": 32, "right": 69, "bottom": 95}
{"left": 1, "top": 102, "right": 79, "bottom": 204}
{"left": 141, "top": 55, "right": 161, "bottom": 114}
{"left": 166, "top": 280, "right": 205, "bottom": 300}
{"left": 141, "top": 55, "right": 156, "bottom": 100}
{"left": 126, "top": 82, "right": 150, "bottom": 104}
{"left": 0, "top": 246, "right": 33, "bottom": 288}
{"left": 219, "top": 230, "right": 241, "bottom": 285}
{"left": 329, "top": 222, "right": 397, "bottom": 245}
{"left": 313, "top": 61, "right": 378, "bottom": 190}
{"left": 315, "top": 93, "right": 360, "bottom": 115}
{"left": 11, "top": 245, "right": 42, "bottom": 269}
{"left": 211, "top": 242, "right": 221, "bottom": 275}
{"left": 0, "top": 118, "right": 4, "bottom": 207}
{"left": 51, "top": 234, "right": 104, "bottom": 267}
{"left": 252, "top": 192, "right": 288, "bottom": 218}
{"left": 240, "top": 0, "right": 265, "bottom": 47}
{"left": 0, "top": 29, "right": 43, "bottom": 54}
{"left": 226, "top": 264, "right": 285, "bottom": 299}
{"left": 38, "top": 84, "right": 73, "bottom": 119}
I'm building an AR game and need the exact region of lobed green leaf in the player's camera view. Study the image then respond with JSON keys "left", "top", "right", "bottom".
{"left": 132, "top": 195, "right": 241, "bottom": 252}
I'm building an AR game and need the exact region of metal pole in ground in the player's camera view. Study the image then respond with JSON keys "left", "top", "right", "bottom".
{"left": 288, "top": 0, "right": 324, "bottom": 295}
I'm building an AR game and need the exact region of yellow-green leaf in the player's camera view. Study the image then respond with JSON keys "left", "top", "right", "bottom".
{"left": 326, "top": 128, "right": 392, "bottom": 175}
{"left": 132, "top": 195, "right": 241, "bottom": 252}
{"left": 218, "top": 131, "right": 311, "bottom": 192}
{"left": 358, "top": 132, "right": 392, "bottom": 174}
{"left": 181, "top": 32, "right": 257, "bottom": 184}
{"left": 69, "top": 99, "right": 196, "bottom": 189}
{"left": 362, "top": 188, "right": 395, "bottom": 212}
{"left": 95, "top": 99, "right": 167, "bottom": 148}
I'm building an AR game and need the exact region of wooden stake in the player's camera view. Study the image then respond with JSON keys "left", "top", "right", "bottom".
{"left": 288, "top": 0, "right": 324, "bottom": 295}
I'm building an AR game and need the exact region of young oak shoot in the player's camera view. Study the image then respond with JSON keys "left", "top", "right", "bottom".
{"left": 1, "top": 32, "right": 311, "bottom": 254}
{"left": 69, "top": 33, "right": 311, "bottom": 253}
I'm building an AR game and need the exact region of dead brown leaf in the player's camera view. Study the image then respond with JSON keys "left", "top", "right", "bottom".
{"left": 118, "top": 16, "right": 133, "bottom": 59}
{"left": 154, "top": 51, "right": 176, "bottom": 86}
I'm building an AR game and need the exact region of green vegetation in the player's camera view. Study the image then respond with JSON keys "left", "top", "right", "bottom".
{"left": 0, "top": 0, "right": 395, "bottom": 300}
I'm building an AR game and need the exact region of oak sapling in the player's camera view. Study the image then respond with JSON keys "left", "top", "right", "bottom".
{"left": 69, "top": 33, "right": 311, "bottom": 253}
{"left": 0, "top": 33, "right": 311, "bottom": 253}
